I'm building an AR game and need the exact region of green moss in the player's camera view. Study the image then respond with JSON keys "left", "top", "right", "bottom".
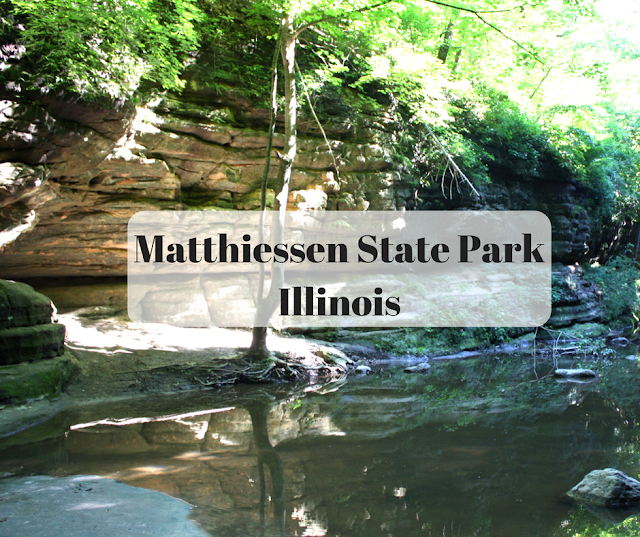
{"left": 345, "top": 327, "right": 534, "bottom": 357}
{"left": 181, "top": 192, "right": 237, "bottom": 210}
{"left": 0, "top": 279, "right": 53, "bottom": 330}
{"left": 0, "top": 352, "right": 78, "bottom": 403}
{"left": 583, "top": 256, "right": 640, "bottom": 322}
{"left": 557, "top": 322, "right": 609, "bottom": 339}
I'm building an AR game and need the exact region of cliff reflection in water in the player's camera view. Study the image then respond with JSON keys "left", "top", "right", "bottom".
{"left": 1, "top": 360, "right": 640, "bottom": 537}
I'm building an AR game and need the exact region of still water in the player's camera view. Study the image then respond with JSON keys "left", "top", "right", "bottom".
{"left": 1, "top": 355, "right": 640, "bottom": 537}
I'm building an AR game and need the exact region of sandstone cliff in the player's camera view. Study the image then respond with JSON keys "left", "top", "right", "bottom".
{"left": 0, "top": 76, "right": 606, "bottom": 326}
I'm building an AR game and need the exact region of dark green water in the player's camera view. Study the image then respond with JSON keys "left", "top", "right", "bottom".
{"left": 1, "top": 354, "right": 640, "bottom": 537}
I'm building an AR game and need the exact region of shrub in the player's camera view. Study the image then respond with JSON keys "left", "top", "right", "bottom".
{"left": 583, "top": 256, "right": 640, "bottom": 322}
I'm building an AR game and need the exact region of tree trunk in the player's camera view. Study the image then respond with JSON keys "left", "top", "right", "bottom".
{"left": 451, "top": 47, "right": 462, "bottom": 72}
{"left": 634, "top": 220, "right": 640, "bottom": 264}
{"left": 247, "top": 14, "right": 297, "bottom": 360}
{"left": 437, "top": 21, "right": 454, "bottom": 63}
{"left": 247, "top": 401, "right": 286, "bottom": 535}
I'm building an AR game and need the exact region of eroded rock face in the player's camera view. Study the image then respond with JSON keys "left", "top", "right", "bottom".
{"left": 0, "top": 162, "right": 57, "bottom": 250}
{"left": 548, "top": 263, "right": 603, "bottom": 327}
{"left": 0, "top": 80, "right": 609, "bottom": 334}
{"left": 0, "top": 88, "right": 401, "bottom": 278}
{"left": 567, "top": 468, "right": 640, "bottom": 508}
{"left": 0, "top": 279, "right": 65, "bottom": 365}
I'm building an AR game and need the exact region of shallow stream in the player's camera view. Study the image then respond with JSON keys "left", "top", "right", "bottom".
{"left": 1, "top": 353, "right": 640, "bottom": 537}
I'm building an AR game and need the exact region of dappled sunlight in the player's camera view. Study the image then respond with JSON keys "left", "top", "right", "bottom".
{"left": 60, "top": 311, "right": 252, "bottom": 352}
{"left": 106, "top": 465, "right": 191, "bottom": 481}
{"left": 172, "top": 452, "right": 223, "bottom": 462}
{"left": 209, "top": 432, "right": 244, "bottom": 446}
{"left": 292, "top": 504, "right": 329, "bottom": 537}
{"left": 393, "top": 486, "right": 407, "bottom": 498}
{"left": 178, "top": 418, "right": 208, "bottom": 440}
{"left": 60, "top": 309, "right": 352, "bottom": 360}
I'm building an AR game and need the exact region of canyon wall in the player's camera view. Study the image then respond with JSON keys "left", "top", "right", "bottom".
{"left": 0, "top": 84, "right": 401, "bottom": 279}
{"left": 0, "top": 79, "right": 604, "bottom": 325}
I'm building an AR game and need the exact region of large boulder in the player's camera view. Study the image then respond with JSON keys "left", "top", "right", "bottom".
{"left": 567, "top": 468, "right": 640, "bottom": 508}
{"left": 0, "top": 279, "right": 55, "bottom": 329}
{"left": 0, "top": 279, "right": 65, "bottom": 365}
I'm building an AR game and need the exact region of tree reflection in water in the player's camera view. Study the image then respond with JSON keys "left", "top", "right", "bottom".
{"left": 2, "top": 357, "right": 640, "bottom": 537}
{"left": 247, "top": 399, "right": 286, "bottom": 537}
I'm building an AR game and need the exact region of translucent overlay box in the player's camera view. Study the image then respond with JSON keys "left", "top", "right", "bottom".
{"left": 128, "top": 210, "right": 552, "bottom": 328}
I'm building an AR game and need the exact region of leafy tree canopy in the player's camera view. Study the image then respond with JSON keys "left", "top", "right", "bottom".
{"left": 1, "top": 0, "right": 203, "bottom": 97}
{"left": 1, "top": 0, "right": 639, "bottom": 228}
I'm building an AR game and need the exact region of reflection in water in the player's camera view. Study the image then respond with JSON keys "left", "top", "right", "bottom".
{"left": 1, "top": 356, "right": 640, "bottom": 536}
{"left": 248, "top": 400, "right": 286, "bottom": 537}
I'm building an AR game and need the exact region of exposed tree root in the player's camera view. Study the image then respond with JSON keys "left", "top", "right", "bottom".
{"left": 187, "top": 350, "right": 347, "bottom": 387}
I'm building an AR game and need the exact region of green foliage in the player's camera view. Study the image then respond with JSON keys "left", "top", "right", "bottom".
{"left": 437, "top": 90, "right": 551, "bottom": 185}
{"left": 471, "top": 327, "right": 522, "bottom": 345}
{"left": 3, "top": 0, "right": 204, "bottom": 97}
{"left": 194, "top": 0, "right": 278, "bottom": 103}
{"left": 558, "top": 507, "right": 640, "bottom": 537}
{"left": 474, "top": 99, "right": 545, "bottom": 165}
{"left": 356, "top": 326, "right": 528, "bottom": 357}
{"left": 551, "top": 274, "right": 568, "bottom": 305}
{"left": 2, "top": 0, "right": 639, "bottom": 249}
{"left": 545, "top": 113, "right": 640, "bottom": 224}
{"left": 583, "top": 256, "right": 640, "bottom": 322}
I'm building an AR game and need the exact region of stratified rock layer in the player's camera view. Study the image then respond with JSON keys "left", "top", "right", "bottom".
{"left": 0, "top": 323, "right": 66, "bottom": 366}
{"left": 0, "top": 279, "right": 65, "bottom": 365}
{"left": 548, "top": 263, "right": 603, "bottom": 327}
{"left": 0, "top": 81, "right": 602, "bottom": 281}
{"left": 0, "top": 87, "right": 399, "bottom": 279}
{"left": 0, "top": 76, "right": 608, "bottom": 327}
{"left": 0, "top": 279, "right": 53, "bottom": 329}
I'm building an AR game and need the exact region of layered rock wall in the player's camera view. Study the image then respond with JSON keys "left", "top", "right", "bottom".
{"left": 0, "top": 87, "right": 401, "bottom": 279}
{"left": 0, "top": 83, "right": 608, "bottom": 325}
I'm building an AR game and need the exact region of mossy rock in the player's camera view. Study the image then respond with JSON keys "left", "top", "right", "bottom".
{"left": 0, "top": 280, "right": 53, "bottom": 329}
{"left": 0, "top": 351, "right": 77, "bottom": 403}
{"left": 0, "top": 323, "right": 66, "bottom": 365}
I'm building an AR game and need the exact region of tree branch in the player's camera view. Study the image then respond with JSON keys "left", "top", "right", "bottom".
{"left": 424, "top": 0, "right": 544, "bottom": 63}
{"left": 294, "top": 0, "right": 396, "bottom": 38}
{"left": 295, "top": 0, "right": 543, "bottom": 65}
{"left": 425, "top": 123, "right": 482, "bottom": 199}
{"left": 530, "top": 67, "right": 552, "bottom": 98}
{"left": 295, "top": 60, "right": 342, "bottom": 181}
{"left": 530, "top": 59, "right": 571, "bottom": 97}
{"left": 423, "top": 0, "right": 525, "bottom": 16}
{"left": 443, "top": 2, "right": 530, "bottom": 14}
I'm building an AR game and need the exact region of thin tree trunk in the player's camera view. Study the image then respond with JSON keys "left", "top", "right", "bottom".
{"left": 255, "top": 33, "right": 280, "bottom": 306}
{"left": 451, "top": 47, "right": 462, "bottom": 72}
{"left": 248, "top": 14, "right": 297, "bottom": 359}
{"left": 437, "top": 21, "right": 454, "bottom": 63}
{"left": 634, "top": 220, "right": 640, "bottom": 264}
{"left": 248, "top": 402, "right": 286, "bottom": 536}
